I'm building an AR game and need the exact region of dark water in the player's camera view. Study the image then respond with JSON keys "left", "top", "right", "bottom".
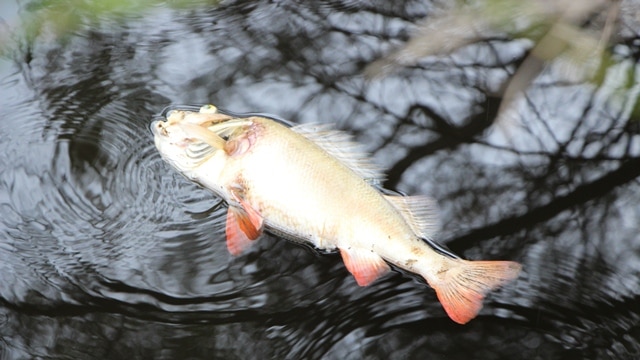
{"left": 1, "top": 1, "right": 639, "bottom": 359}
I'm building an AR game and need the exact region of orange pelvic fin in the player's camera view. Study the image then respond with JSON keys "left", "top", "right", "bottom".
{"left": 428, "top": 259, "right": 521, "bottom": 324}
{"left": 237, "top": 198, "right": 264, "bottom": 239}
{"left": 339, "top": 247, "right": 390, "bottom": 286}
{"left": 225, "top": 200, "right": 264, "bottom": 256}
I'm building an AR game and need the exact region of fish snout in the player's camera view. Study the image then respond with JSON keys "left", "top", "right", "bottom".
{"left": 150, "top": 120, "right": 168, "bottom": 137}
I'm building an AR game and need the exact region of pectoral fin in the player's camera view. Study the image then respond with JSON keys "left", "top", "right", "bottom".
{"left": 339, "top": 247, "right": 390, "bottom": 286}
{"left": 178, "top": 122, "right": 226, "bottom": 149}
{"left": 225, "top": 200, "right": 264, "bottom": 256}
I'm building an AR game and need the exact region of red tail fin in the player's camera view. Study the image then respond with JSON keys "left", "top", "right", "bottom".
{"left": 428, "top": 259, "right": 521, "bottom": 324}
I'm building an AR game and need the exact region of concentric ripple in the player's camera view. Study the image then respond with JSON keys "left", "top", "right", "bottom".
{"left": 12, "top": 98, "right": 233, "bottom": 307}
{"left": 0, "top": 81, "right": 341, "bottom": 315}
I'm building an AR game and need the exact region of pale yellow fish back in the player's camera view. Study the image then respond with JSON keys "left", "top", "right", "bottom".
{"left": 291, "top": 123, "right": 386, "bottom": 183}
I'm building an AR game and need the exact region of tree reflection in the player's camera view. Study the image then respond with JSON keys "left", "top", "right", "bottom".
{"left": 2, "top": 0, "right": 639, "bottom": 359}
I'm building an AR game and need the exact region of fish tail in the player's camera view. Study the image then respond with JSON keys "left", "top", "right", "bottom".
{"left": 426, "top": 258, "right": 521, "bottom": 324}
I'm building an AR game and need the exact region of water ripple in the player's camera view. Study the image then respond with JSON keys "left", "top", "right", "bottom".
{"left": 0, "top": 86, "right": 347, "bottom": 315}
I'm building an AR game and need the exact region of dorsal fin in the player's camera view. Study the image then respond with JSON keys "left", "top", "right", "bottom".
{"left": 384, "top": 195, "right": 441, "bottom": 239}
{"left": 291, "top": 123, "right": 385, "bottom": 182}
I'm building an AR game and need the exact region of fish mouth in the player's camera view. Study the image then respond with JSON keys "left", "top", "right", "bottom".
{"left": 150, "top": 104, "right": 203, "bottom": 136}
{"left": 150, "top": 119, "right": 167, "bottom": 137}
{"left": 155, "top": 103, "right": 295, "bottom": 128}
{"left": 149, "top": 104, "right": 270, "bottom": 143}
{"left": 150, "top": 108, "right": 232, "bottom": 151}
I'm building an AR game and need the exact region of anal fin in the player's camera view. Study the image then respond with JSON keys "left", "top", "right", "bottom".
{"left": 339, "top": 247, "right": 390, "bottom": 286}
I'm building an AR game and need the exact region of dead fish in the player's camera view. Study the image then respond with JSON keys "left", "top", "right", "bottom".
{"left": 151, "top": 104, "right": 522, "bottom": 324}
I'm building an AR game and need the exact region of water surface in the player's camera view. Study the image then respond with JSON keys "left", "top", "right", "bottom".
{"left": 1, "top": 1, "right": 639, "bottom": 359}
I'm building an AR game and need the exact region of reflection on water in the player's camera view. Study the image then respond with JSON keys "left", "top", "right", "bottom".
{"left": 1, "top": 1, "right": 639, "bottom": 359}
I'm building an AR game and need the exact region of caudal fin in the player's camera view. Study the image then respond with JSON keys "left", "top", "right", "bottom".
{"left": 428, "top": 259, "right": 521, "bottom": 324}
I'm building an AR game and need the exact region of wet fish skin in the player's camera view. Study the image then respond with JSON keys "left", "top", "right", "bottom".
{"left": 152, "top": 105, "right": 522, "bottom": 324}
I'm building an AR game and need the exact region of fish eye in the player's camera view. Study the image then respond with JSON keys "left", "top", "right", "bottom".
{"left": 200, "top": 104, "right": 218, "bottom": 114}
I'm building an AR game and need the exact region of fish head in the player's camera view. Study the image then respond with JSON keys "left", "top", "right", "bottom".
{"left": 151, "top": 104, "right": 235, "bottom": 180}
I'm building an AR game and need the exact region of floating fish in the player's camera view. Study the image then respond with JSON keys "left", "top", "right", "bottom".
{"left": 151, "top": 104, "right": 521, "bottom": 324}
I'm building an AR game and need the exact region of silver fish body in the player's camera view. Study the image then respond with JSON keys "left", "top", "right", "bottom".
{"left": 152, "top": 105, "right": 521, "bottom": 324}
